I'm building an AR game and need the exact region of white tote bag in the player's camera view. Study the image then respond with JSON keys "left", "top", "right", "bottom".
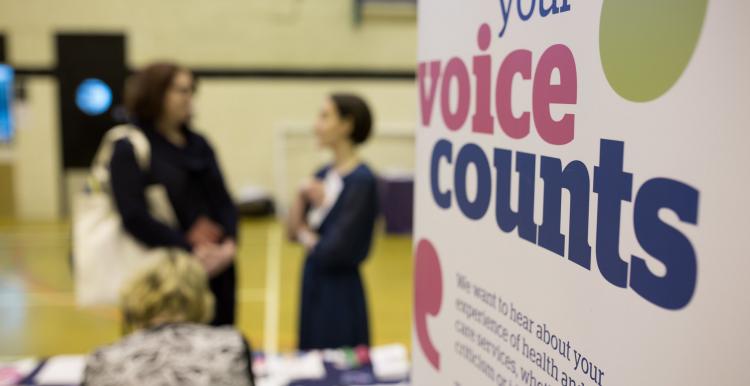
{"left": 73, "top": 124, "right": 180, "bottom": 307}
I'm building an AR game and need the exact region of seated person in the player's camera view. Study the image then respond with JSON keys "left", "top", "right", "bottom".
{"left": 83, "top": 254, "right": 254, "bottom": 386}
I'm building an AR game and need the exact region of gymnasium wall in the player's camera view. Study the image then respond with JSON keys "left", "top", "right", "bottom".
{"left": 0, "top": 0, "right": 417, "bottom": 219}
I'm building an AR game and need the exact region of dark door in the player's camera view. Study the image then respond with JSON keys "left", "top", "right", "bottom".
{"left": 57, "top": 34, "right": 127, "bottom": 168}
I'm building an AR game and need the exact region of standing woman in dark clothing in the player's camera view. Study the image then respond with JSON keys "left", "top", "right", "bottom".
{"left": 110, "top": 62, "right": 238, "bottom": 325}
{"left": 287, "top": 94, "right": 379, "bottom": 350}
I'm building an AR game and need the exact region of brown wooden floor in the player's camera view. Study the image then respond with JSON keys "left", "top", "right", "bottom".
{"left": 0, "top": 218, "right": 413, "bottom": 357}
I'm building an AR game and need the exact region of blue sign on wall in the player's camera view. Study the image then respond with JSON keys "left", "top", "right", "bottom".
{"left": 75, "top": 78, "right": 112, "bottom": 116}
{"left": 0, "top": 64, "right": 13, "bottom": 142}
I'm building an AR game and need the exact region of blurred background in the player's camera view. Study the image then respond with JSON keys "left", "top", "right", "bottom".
{"left": 0, "top": 0, "right": 417, "bottom": 359}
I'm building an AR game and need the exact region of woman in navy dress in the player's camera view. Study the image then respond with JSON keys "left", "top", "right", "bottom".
{"left": 287, "top": 94, "right": 379, "bottom": 350}
{"left": 110, "top": 63, "right": 238, "bottom": 326}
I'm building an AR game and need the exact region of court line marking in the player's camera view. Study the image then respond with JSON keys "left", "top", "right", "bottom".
{"left": 0, "top": 291, "right": 77, "bottom": 307}
{"left": 0, "top": 289, "right": 268, "bottom": 307}
{"left": 262, "top": 223, "right": 282, "bottom": 355}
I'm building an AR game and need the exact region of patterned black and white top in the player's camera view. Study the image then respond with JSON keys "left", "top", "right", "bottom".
{"left": 83, "top": 323, "right": 254, "bottom": 386}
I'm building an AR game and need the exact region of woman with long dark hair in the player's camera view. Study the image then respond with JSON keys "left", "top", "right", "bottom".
{"left": 109, "top": 62, "right": 238, "bottom": 325}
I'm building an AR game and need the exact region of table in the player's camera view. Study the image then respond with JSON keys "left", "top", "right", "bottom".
{"left": 1, "top": 345, "right": 410, "bottom": 386}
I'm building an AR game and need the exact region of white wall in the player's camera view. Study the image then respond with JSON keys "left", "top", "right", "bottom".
{"left": 12, "top": 77, "right": 63, "bottom": 220}
{"left": 0, "top": 0, "right": 417, "bottom": 219}
{"left": 193, "top": 79, "right": 416, "bottom": 199}
{"left": 0, "top": 0, "right": 416, "bottom": 69}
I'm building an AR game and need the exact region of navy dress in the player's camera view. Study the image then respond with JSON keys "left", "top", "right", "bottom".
{"left": 109, "top": 124, "right": 238, "bottom": 326}
{"left": 298, "top": 164, "right": 379, "bottom": 350}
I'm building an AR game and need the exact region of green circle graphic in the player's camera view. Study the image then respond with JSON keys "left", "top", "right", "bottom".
{"left": 600, "top": 0, "right": 709, "bottom": 102}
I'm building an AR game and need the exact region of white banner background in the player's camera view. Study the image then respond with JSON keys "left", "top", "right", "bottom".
{"left": 413, "top": 1, "right": 750, "bottom": 385}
